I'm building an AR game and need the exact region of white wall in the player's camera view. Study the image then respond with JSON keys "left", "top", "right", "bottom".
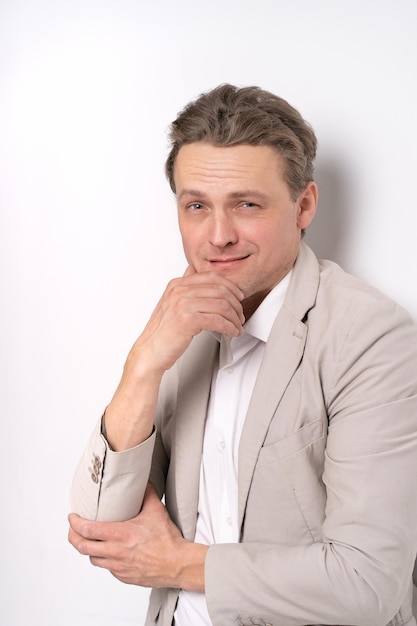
{"left": 1, "top": 1, "right": 416, "bottom": 624}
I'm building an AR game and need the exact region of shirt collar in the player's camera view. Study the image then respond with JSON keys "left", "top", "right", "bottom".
{"left": 212, "top": 269, "right": 292, "bottom": 345}
{"left": 243, "top": 269, "right": 292, "bottom": 342}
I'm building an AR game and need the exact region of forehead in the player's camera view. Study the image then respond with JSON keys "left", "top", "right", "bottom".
{"left": 173, "top": 143, "right": 286, "bottom": 190}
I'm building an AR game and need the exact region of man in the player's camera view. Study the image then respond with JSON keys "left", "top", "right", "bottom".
{"left": 69, "top": 84, "right": 417, "bottom": 626}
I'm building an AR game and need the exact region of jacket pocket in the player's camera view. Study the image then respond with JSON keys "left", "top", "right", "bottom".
{"left": 243, "top": 418, "right": 326, "bottom": 545}
{"left": 258, "top": 417, "right": 324, "bottom": 464}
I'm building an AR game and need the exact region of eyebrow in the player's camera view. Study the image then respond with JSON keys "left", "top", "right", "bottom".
{"left": 177, "top": 189, "right": 206, "bottom": 201}
{"left": 177, "top": 189, "right": 269, "bottom": 202}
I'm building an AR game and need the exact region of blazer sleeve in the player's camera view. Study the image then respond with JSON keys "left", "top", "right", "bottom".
{"left": 69, "top": 418, "right": 156, "bottom": 521}
{"left": 205, "top": 299, "right": 417, "bottom": 626}
{"left": 69, "top": 363, "right": 177, "bottom": 521}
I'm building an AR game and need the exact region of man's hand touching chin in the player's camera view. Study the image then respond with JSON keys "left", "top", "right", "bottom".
{"left": 128, "top": 264, "right": 245, "bottom": 374}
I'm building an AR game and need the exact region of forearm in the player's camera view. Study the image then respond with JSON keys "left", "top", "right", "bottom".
{"left": 70, "top": 342, "right": 175, "bottom": 522}
{"left": 104, "top": 346, "right": 164, "bottom": 451}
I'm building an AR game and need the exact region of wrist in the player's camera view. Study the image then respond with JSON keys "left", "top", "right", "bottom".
{"left": 175, "top": 541, "right": 208, "bottom": 592}
{"left": 103, "top": 352, "right": 164, "bottom": 451}
{"left": 123, "top": 339, "right": 166, "bottom": 382}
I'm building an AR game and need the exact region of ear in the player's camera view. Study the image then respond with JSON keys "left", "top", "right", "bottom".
{"left": 296, "top": 181, "right": 318, "bottom": 230}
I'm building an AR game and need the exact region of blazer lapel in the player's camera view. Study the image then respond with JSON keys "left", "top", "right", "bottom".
{"left": 237, "top": 310, "right": 307, "bottom": 529}
{"left": 173, "top": 332, "right": 219, "bottom": 540}
{"left": 237, "top": 242, "right": 320, "bottom": 530}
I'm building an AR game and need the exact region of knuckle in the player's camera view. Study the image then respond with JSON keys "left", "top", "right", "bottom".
{"left": 215, "top": 283, "right": 235, "bottom": 300}
{"left": 176, "top": 294, "right": 189, "bottom": 308}
{"left": 213, "top": 313, "right": 226, "bottom": 327}
{"left": 218, "top": 298, "right": 231, "bottom": 313}
{"left": 80, "top": 522, "right": 93, "bottom": 538}
{"left": 166, "top": 277, "right": 184, "bottom": 295}
{"left": 77, "top": 540, "right": 88, "bottom": 555}
{"left": 166, "top": 277, "right": 179, "bottom": 290}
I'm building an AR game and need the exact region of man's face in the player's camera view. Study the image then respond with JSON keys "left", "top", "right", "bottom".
{"left": 174, "top": 143, "right": 317, "bottom": 317}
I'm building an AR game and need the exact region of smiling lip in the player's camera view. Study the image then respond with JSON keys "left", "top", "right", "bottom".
{"left": 209, "top": 256, "right": 249, "bottom": 265}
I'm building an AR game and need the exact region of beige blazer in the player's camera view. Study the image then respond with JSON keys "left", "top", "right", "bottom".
{"left": 71, "top": 243, "right": 417, "bottom": 626}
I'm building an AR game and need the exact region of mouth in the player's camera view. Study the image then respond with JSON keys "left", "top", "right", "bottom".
{"left": 208, "top": 255, "right": 249, "bottom": 268}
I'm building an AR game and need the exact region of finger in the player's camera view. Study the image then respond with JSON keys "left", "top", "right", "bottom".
{"left": 183, "top": 264, "right": 196, "bottom": 277}
{"left": 166, "top": 280, "right": 246, "bottom": 326}
{"left": 68, "top": 523, "right": 117, "bottom": 559}
{"left": 68, "top": 513, "right": 85, "bottom": 534}
{"left": 68, "top": 513, "right": 98, "bottom": 539}
{"left": 166, "top": 297, "right": 244, "bottom": 337}
{"left": 176, "top": 288, "right": 246, "bottom": 329}
{"left": 68, "top": 526, "right": 99, "bottom": 557}
{"left": 197, "top": 311, "right": 244, "bottom": 338}
{"left": 201, "top": 297, "right": 245, "bottom": 330}
{"left": 68, "top": 513, "right": 113, "bottom": 542}
{"left": 171, "top": 271, "right": 245, "bottom": 302}
{"left": 201, "top": 273, "right": 245, "bottom": 302}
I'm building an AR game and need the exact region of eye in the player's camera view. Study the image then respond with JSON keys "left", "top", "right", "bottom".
{"left": 241, "top": 202, "right": 258, "bottom": 209}
{"left": 188, "top": 203, "right": 204, "bottom": 211}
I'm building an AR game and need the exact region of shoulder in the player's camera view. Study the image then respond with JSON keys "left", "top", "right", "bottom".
{"left": 315, "top": 256, "right": 416, "bottom": 340}
{"left": 293, "top": 244, "right": 416, "bottom": 334}
{"left": 288, "top": 245, "right": 417, "bottom": 388}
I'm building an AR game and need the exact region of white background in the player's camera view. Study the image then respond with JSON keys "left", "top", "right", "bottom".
{"left": 1, "top": 0, "right": 416, "bottom": 624}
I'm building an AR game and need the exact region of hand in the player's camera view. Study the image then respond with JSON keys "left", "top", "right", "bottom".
{"left": 103, "top": 267, "right": 245, "bottom": 450}
{"left": 132, "top": 265, "right": 245, "bottom": 374}
{"left": 68, "top": 482, "right": 207, "bottom": 591}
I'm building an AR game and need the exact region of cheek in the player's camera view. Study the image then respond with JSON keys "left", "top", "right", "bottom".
{"left": 180, "top": 230, "right": 204, "bottom": 266}
{"left": 259, "top": 226, "right": 298, "bottom": 265}
{"left": 256, "top": 226, "right": 285, "bottom": 254}
{"left": 179, "top": 223, "right": 193, "bottom": 247}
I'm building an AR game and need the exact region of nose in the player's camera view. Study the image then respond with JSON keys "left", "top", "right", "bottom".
{"left": 208, "top": 209, "right": 238, "bottom": 248}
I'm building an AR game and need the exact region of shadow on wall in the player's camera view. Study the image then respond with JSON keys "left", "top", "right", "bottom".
{"left": 304, "top": 157, "right": 356, "bottom": 267}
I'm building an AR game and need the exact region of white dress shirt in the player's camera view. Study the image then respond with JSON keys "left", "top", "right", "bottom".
{"left": 174, "top": 271, "right": 291, "bottom": 626}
